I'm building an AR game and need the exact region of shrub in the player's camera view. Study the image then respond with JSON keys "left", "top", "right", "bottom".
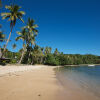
{"left": 45, "top": 54, "right": 59, "bottom": 66}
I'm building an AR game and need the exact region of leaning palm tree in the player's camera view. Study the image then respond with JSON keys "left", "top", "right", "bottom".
{"left": 16, "top": 28, "right": 29, "bottom": 64}
{"left": 1, "top": 4, "right": 25, "bottom": 57}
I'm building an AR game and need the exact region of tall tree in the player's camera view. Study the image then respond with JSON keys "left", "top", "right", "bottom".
{"left": 23, "top": 18, "right": 38, "bottom": 38}
{"left": 54, "top": 48, "right": 60, "bottom": 55}
{"left": 1, "top": 5, "right": 25, "bottom": 57}
{"left": 0, "top": 25, "right": 5, "bottom": 42}
{"left": 16, "top": 28, "right": 28, "bottom": 64}
{"left": 23, "top": 18, "right": 38, "bottom": 63}
{"left": 44, "top": 47, "right": 52, "bottom": 56}
{"left": 31, "top": 45, "right": 44, "bottom": 64}
{"left": 0, "top": 25, "right": 5, "bottom": 58}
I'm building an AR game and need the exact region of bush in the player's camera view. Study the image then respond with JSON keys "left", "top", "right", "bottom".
{"left": 10, "top": 59, "right": 17, "bottom": 64}
{"left": 45, "top": 54, "right": 59, "bottom": 66}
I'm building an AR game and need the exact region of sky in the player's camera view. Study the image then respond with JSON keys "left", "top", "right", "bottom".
{"left": 0, "top": 0, "right": 100, "bottom": 55}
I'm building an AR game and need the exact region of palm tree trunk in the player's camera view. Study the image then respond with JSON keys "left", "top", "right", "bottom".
{"left": 1, "top": 27, "right": 13, "bottom": 58}
{"left": 31, "top": 57, "right": 34, "bottom": 65}
{"left": 0, "top": 46, "right": 2, "bottom": 58}
{"left": 18, "top": 48, "right": 25, "bottom": 64}
{"left": 28, "top": 50, "right": 31, "bottom": 64}
{"left": 28, "top": 44, "right": 32, "bottom": 64}
{"left": 18, "top": 44, "right": 27, "bottom": 64}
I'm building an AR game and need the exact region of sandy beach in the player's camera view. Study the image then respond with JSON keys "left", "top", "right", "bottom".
{"left": 0, "top": 65, "right": 99, "bottom": 100}
{"left": 0, "top": 65, "right": 66, "bottom": 100}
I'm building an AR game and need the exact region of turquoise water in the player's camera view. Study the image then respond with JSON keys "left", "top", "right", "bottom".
{"left": 56, "top": 65, "right": 100, "bottom": 98}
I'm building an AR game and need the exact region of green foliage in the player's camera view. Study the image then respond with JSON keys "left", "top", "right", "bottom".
{"left": 32, "top": 45, "right": 44, "bottom": 64}
{"left": 1, "top": 46, "right": 100, "bottom": 65}
{"left": 54, "top": 48, "right": 60, "bottom": 56}
{"left": 0, "top": 24, "right": 5, "bottom": 42}
{"left": 45, "top": 54, "right": 59, "bottom": 66}
{"left": 10, "top": 59, "right": 17, "bottom": 64}
{"left": 1, "top": 4, "right": 25, "bottom": 58}
{"left": 44, "top": 47, "right": 52, "bottom": 55}
{"left": 1, "top": 5, "right": 25, "bottom": 28}
{"left": 16, "top": 18, "right": 38, "bottom": 64}
{"left": 58, "top": 54, "right": 99, "bottom": 65}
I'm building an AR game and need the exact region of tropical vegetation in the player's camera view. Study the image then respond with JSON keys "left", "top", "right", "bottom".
{"left": 1, "top": 4, "right": 25, "bottom": 58}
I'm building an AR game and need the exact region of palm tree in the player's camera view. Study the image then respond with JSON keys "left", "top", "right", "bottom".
{"left": 31, "top": 45, "right": 44, "bottom": 64}
{"left": 16, "top": 28, "right": 28, "bottom": 64}
{"left": 16, "top": 18, "right": 38, "bottom": 64}
{"left": 12, "top": 43, "right": 17, "bottom": 59}
{"left": 23, "top": 18, "right": 38, "bottom": 63}
{"left": 0, "top": 24, "right": 5, "bottom": 58}
{"left": 54, "top": 48, "right": 60, "bottom": 55}
{"left": 0, "top": 25, "right": 5, "bottom": 42}
{"left": 1, "top": 4, "right": 25, "bottom": 57}
{"left": 23, "top": 18, "right": 38, "bottom": 38}
{"left": 44, "top": 47, "right": 52, "bottom": 56}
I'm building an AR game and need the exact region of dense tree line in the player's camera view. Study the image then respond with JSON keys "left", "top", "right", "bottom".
{"left": 1, "top": 47, "right": 100, "bottom": 65}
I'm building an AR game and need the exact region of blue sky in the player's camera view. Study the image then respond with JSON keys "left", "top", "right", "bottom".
{"left": 0, "top": 0, "right": 100, "bottom": 55}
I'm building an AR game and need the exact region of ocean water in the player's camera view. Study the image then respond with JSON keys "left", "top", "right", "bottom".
{"left": 56, "top": 65, "right": 100, "bottom": 98}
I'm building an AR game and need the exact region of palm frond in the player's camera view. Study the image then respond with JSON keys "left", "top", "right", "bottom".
{"left": 1, "top": 5, "right": 25, "bottom": 28}
{"left": 32, "top": 24, "right": 38, "bottom": 28}
{"left": 5, "top": 5, "right": 12, "bottom": 10}
{"left": 18, "top": 17, "right": 24, "bottom": 23}
{"left": 19, "top": 11, "right": 25, "bottom": 15}
{"left": 16, "top": 36, "right": 23, "bottom": 41}
{"left": 16, "top": 31, "right": 23, "bottom": 35}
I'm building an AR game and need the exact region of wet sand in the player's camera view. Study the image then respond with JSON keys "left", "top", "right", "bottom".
{"left": 56, "top": 69, "right": 100, "bottom": 100}
{"left": 0, "top": 65, "right": 99, "bottom": 100}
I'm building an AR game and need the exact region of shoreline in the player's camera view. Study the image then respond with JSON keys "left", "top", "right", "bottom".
{"left": 64, "top": 64, "right": 100, "bottom": 67}
{"left": 55, "top": 67, "right": 100, "bottom": 100}
{"left": 0, "top": 65, "right": 100, "bottom": 100}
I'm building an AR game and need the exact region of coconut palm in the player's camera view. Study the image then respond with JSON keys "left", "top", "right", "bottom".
{"left": 23, "top": 18, "right": 38, "bottom": 40}
{"left": 1, "top": 4, "right": 25, "bottom": 57}
{"left": 31, "top": 45, "right": 44, "bottom": 64}
{"left": 44, "top": 47, "right": 52, "bottom": 56}
{"left": 0, "top": 25, "right": 5, "bottom": 42}
{"left": 23, "top": 18, "right": 38, "bottom": 63}
{"left": 16, "top": 28, "right": 28, "bottom": 64}
{"left": 0, "top": 24, "right": 5, "bottom": 58}
{"left": 54, "top": 48, "right": 60, "bottom": 55}
{"left": 16, "top": 18, "right": 38, "bottom": 64}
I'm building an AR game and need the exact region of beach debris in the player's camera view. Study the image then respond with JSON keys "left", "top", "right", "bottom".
{"left": 38, "top": 94, "right": 41, "bottom": 96}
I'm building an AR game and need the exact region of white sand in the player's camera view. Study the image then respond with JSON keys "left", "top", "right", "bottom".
{"left": 0, "top": 65, "right": 44, "bottom": 76}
